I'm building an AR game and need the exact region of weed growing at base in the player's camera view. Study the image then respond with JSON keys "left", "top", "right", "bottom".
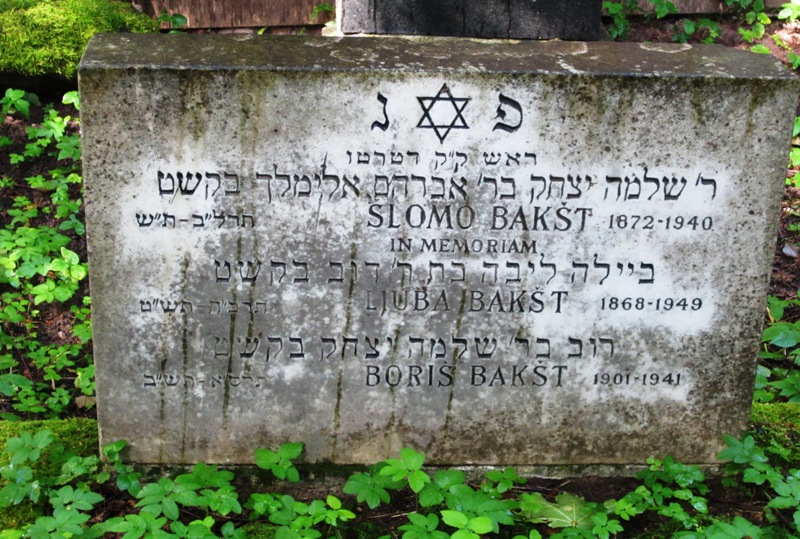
{"left": 602, "top": 0, "right": 720, "bottom": 43}
{"left": 756, "top": 294, "right": 800, "bottom": 403}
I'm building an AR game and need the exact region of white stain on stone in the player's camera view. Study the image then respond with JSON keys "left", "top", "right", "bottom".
{"left": 639, "top": 42, "right": 692, "bottom": 53}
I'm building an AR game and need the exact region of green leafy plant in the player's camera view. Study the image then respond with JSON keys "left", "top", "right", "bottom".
{"left": 419, "top": 469, "right": 466, "bottom": 507}
{"left": 102, "top": 440, "right": 142, "bottom": 496}
{"left": 379, "top": 447, "right": 431, "bottom": 494}
{"left": 0, "top": 438, "right": 315, "bottom": 538}
{"left": 519, "top": 456, "right": 710, "bottom": 538}
{"left": 790, "top": 118, "right": 800, "bottom": 187}
{"left": 779, "top": 0, "right": 800, "bottom": 22}
{"left": 157, "top": 10, "right": 188, "bottom": 33}
{"left": 773, "top": 33, "right": 793, "bottom": 50}
{"left": 520, "top": 492, "right": 599, "bottom": 530}
{"left": 649, "top": 0, "right": 678, "bottom": 18}
{"left": 311, "top": 2, "right": 333, "bottom": 17}
{"left": 482, "top": 466, "right": 525, "bottom": 495}
{"left": 603, "top": 0, "right": 640, "bottom": 40}
{"left": 757, "top": 294, "right": 800, "bottom": 402}
{"left": 605, "top": 0, "right": 715, "bottom": 44}
{"left": 4, "top": 431, "right": 800, "bottom": 538}
{"left": 0, "top": 89, "right": 36, "bottom": 119}
{"left": 442, "top": 483, "right": 516, "bottom": 532}
{"left": 0, "top": 426, "right": 109, "bottom": 539}
{"left": 246, "top": 443, "right": 356, "bottom": 539}
{"left": 310, "top": 2, "right": 335, "bottom": 29}
{"left": 128, "top": 462, "right": 242, "bottom": 532}
{"left": 343, "top": 465, "right": 403, "bottom": 509}
{"left": 0, "top": 430, "right": 54, "bottom": 506}
{"left": 1, "top": 89, "right": 91, "bottom": 420}
{"left": 254, "top": 442, "right": 303, "bottom": 482}
{"left": 440, "top": 510, "right": 493, "bottom": 539}
{"left": 396, "top": 512, "right": 450, "bottom": 539}
{"left": 751, "top": 43, "right": 772, "bottom": 53}
{"left": 718, "top": 434, "right": 800, "bottom": 535}
{"left": 724, "top": 0, "right": 771, "bottom": 46}
{"left": 673, "top": 18, "right": 721, "bottom": 43}
{"left": 633, "top": 456, "right": 709, "bottom": 528}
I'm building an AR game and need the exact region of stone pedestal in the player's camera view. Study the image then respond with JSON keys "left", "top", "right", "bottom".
{"left": 80, "top": 35, "right": 797, "bottom": 466}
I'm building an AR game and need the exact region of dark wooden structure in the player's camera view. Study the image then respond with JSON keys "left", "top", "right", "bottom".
{"left": 136, "top": 0, "right": 784, "bottom": 31}
{"left": 137, "top": 0, "right": 332, "bottom": 29}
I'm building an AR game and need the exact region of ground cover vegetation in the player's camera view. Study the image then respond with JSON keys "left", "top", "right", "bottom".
{"left": 2, "top": 0, "right": 800, "bottom": 537}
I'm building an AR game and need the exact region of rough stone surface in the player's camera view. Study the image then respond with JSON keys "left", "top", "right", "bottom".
{"left": 336, "top": 0, "right": 603, "bottom": 40}
{"left": 80, "top": 34, "right": 797, "bottom": 466}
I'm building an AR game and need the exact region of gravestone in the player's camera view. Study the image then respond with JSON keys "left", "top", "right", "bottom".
{"left": 80, "top": 34, "right": 797, "bottom": 467}
{"left": 336, "top": 0, "right": 603, "bottom": 40}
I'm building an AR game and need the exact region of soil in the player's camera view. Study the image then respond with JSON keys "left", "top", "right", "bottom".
{"left": 1, "top": 14, "right": 800, "bottom": 537}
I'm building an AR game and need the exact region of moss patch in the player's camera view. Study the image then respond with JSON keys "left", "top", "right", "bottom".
{"left": 751, "top": 402, "right": 800, "bottom": 465}
{"left": 0, "top": 418, "right": 97, "bottom": 529}
{"left": 0, "top": 0, "right": 156, "bottom": 78}
{"left": 240, "top": 523, "right": 278, "bottom": 539}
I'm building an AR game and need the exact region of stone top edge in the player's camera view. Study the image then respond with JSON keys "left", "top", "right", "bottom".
{"left": 79, "top": 33, "right": 798, "bottom": 82}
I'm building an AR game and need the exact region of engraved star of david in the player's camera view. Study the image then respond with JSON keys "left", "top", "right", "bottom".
{"left": 416, "top": 84, "right": 470, "bottom": 143}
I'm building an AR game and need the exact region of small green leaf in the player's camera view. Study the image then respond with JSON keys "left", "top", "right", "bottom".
{"left": 408, "top": 470, "right": 431, "bottom": 493}
{"left": 419, "top": 483, "right": 445, "bottom": 507}
{"left": 434, "top": 469, "right": 466, "bottom": 489}
{"left": 285, "top": 466, "right": 300, "bottom": 483}
{"left": 254, "top": 448, "right": 279, "bottom": 469}
{"left": 63, "top": 91, "right": 80, "bottom": 110}
{"left": 468, "top": 516, "right": 493, "bottom": 534}
{"left": 519, "top": 492, "right": 595, "bottom": 529}
{"left": 278, "top": 442, "right": 303, "bottom": 460}
{"left": 451, "top": 530, "right": 478, "bottom": 539}
{"left": 162, "top": 497, "right": 180, "bottom": 520}
{"left": 343, "top": 472, "right": 391, "bottom": 509}
{"left": 0, "top": 374, "right": 32, "bottom": 396}
{"left": 401, "top": 447, "right": 425, "bottom": 470}
{"left": 763, "top": 323, "right": 800, "bottom": 348}
{"left": 441, "top": 510, "right": 469, "bottom": 529}
{"left": 768, "top": 296, "right": 786, "bottom": 322}
{"left": 512, "top": 531, "right": 542, "bottom": 539}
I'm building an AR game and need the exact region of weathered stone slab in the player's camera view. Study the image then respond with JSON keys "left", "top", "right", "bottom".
{"left": 336, "top": 0, "right": 602, "bottom": 40}
{"left": 80, "top": 35, "right": 797, "bottom": 466}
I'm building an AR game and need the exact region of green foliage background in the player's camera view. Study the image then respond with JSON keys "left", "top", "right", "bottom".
{"left": 0, "top": 0, "right": 156, "bottom": 78}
